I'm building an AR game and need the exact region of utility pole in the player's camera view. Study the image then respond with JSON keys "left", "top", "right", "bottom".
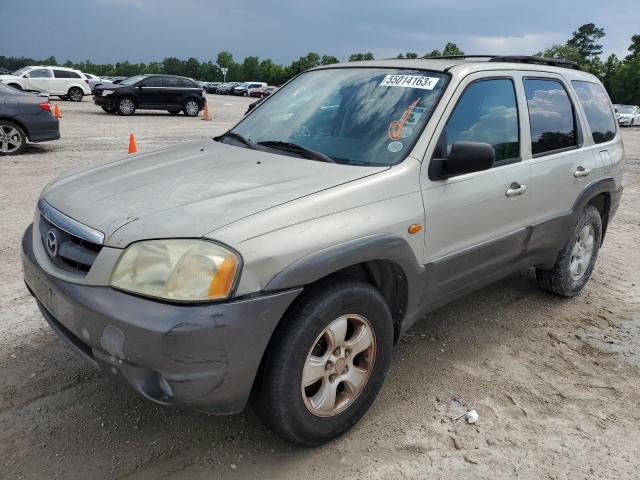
{"left": 221, "top": 67, "right": 228, "bottom": 83}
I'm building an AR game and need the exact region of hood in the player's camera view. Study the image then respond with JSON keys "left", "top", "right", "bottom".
{"left": 0, "top": 75, "right": 21, "bottom": 80}
{"left": 43, "top": 139, "right": 386, "bottom": 248}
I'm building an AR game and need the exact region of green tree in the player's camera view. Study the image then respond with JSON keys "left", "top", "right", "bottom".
{"left": 423, "top": 49, "right": 441, "bottom": 58}
{"left": 242, "top": 56, "right": 260, "bottom": 80}
{"left": 348, "top": 52, "right": 374, "bottom": 62}
{"left": 442, "top": 42, "right": 464, "bottom": 56}
{"left": 321, "top": 55, "right": 339, "bottom": 65}
{"left": 537, "top": 44, "right": 584, "bottom": 63}
{"left": 625, "top": 34, "right": 640, "bottom": 62}
{"left": 567, "top": 23, "right": 605, "bottom": 59}
{"left": 405, "top": 52, "right": 418, "bottom": 59}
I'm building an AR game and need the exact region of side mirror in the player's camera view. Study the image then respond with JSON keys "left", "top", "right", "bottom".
{"left": 22, "top": 74, "right": 29, "bottom": 78}
{"left": 430, "top": 141, "right": 495, "bottom": 180}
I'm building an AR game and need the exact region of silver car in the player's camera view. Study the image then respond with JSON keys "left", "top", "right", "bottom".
{"left": 614, "top": 104, "right": 640, "bottom": 126}
{"left": 22, "top": 56, "right": 624, "bottom": 446}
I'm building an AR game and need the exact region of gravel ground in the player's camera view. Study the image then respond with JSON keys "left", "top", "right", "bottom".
{"left": 1, "top": 97, "right": 639, "bottom": 479}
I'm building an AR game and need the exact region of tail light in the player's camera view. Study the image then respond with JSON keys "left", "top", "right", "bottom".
{"left": 39, "top": 102, "right": 52, "bottom": 112}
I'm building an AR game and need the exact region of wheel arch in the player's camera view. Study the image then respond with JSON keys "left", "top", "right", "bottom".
{"left": 0, "top": 116, "right": 30, "bottom": 140}
{"left": 264, "top": 234, "right": 424, "bottom": 342}
{"left": 572, "top": 177, "right": 616, "bottom": 243}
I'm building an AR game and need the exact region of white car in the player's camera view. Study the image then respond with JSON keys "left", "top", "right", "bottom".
{"left": 614, "top": 104, "right": 640, "bottom": 126}
{"left": 0, "top": 66, "right": 91, "bottom": 101}
{"left": 82, "top": 73, "right": 110, "bottom": 93}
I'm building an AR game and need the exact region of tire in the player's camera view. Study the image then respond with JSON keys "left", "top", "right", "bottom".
{"left": 252, "top": 279, "right": 393, "bottom": 446}
{"left": 0, "top": 121, "right": 27, "bottom": 156}
{"left": 116, "top": 96, "right": 136, "bottom": 115}
{"left": 536, "top": 204, "right": 602, "bottom": 297}
{"left": 168, "top": 109, "right": 181, "bottom": 115}
{"left": 182, "top": 99, "right": 200, "bottom": 117}
{"left": 101, "top": 105, "right": 115, "bottom": 113}
{"left": 7, "top": 83, "right": 22, "bottom": 91}
{"left": 67, "top": 87, "right": 83, "bottom": 102}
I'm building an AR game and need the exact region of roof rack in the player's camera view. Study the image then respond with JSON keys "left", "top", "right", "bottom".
{"left": 422, "top": 54, "right": 581, "bottom": 70}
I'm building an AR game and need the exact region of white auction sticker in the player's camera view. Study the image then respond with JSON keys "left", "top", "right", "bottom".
{"left": 379, "top": 75, "right": 440, "bottom": 90}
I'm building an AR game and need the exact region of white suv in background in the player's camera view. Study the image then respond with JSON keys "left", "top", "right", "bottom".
{"left": 0, "top": 66, "right": 91, "bottom": 101}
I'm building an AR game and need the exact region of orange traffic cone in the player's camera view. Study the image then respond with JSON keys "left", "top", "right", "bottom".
{"left": 128, "top": 133, "right": 137, "bottom": 154}
{"left": 54, "top": 104, "right": 62, "bottom": 119}
{"left": 201, "top": 101, "right": 211, "bottom": 121}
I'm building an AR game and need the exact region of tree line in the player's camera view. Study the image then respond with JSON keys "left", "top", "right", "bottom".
{"left": 0, "top": 25, "right": 638, "bottom": 104}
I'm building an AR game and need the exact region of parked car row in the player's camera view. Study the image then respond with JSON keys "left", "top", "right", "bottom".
{"left": 613, "top": 104, "right": 640, "bottom": 126}
{"left": 208, "top": 81, "right": 278, "bottom": 97}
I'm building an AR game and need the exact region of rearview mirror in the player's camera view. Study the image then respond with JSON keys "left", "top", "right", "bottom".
{"left": 22, "top": 74, "right": 29, "bottom": 78}
{"left": 429, "top": 141, "right": 495, "bottom": 180}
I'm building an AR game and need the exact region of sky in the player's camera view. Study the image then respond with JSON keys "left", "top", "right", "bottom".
{"left": 1, "top": 0, "right": 638, "bottom": 65}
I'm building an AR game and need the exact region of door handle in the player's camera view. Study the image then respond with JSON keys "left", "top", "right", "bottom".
{"left": 574, "top": 166, "right": 591, "bottom": 178}
{"left": 505, "top": 182, "right": 526, "bottom": 197}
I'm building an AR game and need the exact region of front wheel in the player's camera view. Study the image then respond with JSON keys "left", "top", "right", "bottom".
{"left": 0, "top": 121, "right": 27, "bottom": 156}
{"left": 182, "top": 99, "right": 200, "bottom": 117}
{"left": 252, "top": 279, "right": 393, "bottom": 446}
{"left": 67, "top": 87, "right": 83, "bottom": 102}
{"left": 536, "top": 204, "right": 602, "bottom": 297}
{"left": 116, "top": 97, "right": 136, "bottom": 115}
{"left": 101, "top": 105, "right": 115, "bottom": 113}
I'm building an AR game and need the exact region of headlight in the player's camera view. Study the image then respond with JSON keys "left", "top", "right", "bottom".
{"left": 102, "top": 89, "right": 114, "bottom": 96}
{"left": 110, "top": 239, "right": 240, "bottom": 301}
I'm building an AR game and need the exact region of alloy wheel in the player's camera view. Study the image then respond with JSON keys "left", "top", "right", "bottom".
{"left": 185, "top": 101, "right": 199, "bottom": 116}
{"left": 0, "top": 124, "right": 23, "bottom": 154}
{"left": 301, "top": 314, "right": 376, "bottom": 417}
{"left": 119, "top": 98, "right": 135, "bottom": 115}
{"left": 570, "top": 224, "right": 595, "bottom": 281}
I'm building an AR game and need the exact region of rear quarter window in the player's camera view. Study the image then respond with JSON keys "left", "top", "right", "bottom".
{"left": 523, "top": 79, "right": 577, "bottom": 156}
{"left": 571, "top": 80, "right": 616, "bottom": 144}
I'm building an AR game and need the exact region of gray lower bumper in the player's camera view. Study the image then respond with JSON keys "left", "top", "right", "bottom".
{"left": 22, "top": 225, "right": 302, "bottom": 414}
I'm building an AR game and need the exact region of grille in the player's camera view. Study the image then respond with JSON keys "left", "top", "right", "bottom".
{"left": 39, "top": 215, "right": 102, "bottom": 274}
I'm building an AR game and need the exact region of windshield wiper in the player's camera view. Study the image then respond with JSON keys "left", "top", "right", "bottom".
{"left": 257, "top": 141, "right": 336, "bottom": 163}
{"left": 217, "top": 131, "right": 256, "bottom": 149}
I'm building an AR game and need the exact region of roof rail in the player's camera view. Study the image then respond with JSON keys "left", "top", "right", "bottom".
{"left": 421, "top": 54, "right": 581, "bottom": 70}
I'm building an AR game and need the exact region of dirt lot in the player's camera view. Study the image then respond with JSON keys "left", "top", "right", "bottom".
{"left": 1, "top": 97, "right": 639, "bottom": 479}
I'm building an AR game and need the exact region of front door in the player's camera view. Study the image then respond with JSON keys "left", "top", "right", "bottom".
{"left": 136, "top": 75, "right": 166, "bottom": 108}
{"left": 420, "top": 73, "right": 530, "bottom": 303}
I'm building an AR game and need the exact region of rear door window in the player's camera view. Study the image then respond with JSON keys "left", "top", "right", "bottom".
{"left": 441, "top": 78, "right": 520, "bottom": 163}
{"left": 53, "top": 69, "right": 81, "bottom": 79}
{"left": 523, "top": 79, "right": 577, "bottom": 156}
{"left": 571, "top": 80, "right": 616, "bottom": 144}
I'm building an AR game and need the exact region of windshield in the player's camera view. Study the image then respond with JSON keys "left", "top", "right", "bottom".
{"left": 617, "top": 106, "right": 635, "bottom": 114}
{"left": 119, "top": 75, "right": 146, "bottom": 86}
{"left": 11, "top": 67, "right": 30, "bottom": 76}
{"left": 229, "top": 68, "right": 449, "bottom": 166}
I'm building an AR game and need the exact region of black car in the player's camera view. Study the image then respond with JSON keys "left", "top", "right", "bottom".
{"left": 93, "top": 74, "right": 205, "bottom": 116}
{"left": 0, "top": 83, "right": 59, "bottom": 155}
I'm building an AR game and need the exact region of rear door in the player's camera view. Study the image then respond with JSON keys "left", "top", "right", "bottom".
{"left": 520, "top": 74, "right": 604, "bottom": 254}
{"left": 420, "top": 72, "right": 530, "bottom": 301}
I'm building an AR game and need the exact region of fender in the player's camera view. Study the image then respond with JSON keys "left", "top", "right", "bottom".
{"left": 264, "top": 233, "right": 425, "bottom": 292}
{"left": 572, "top": 177, "right": 621, "bottom": 241}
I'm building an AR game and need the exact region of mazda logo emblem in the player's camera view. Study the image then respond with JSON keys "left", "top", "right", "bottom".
{"left": 46, "top": 230, "right": 58, "bottom": 257}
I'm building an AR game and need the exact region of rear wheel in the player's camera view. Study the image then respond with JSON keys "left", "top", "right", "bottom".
{"left": 7, "top": 83, "right": 22, "bottom": 91}
{"left": 0, "top": 121, "right": 27, "bottom": 156}
{"left": 116, "top": 97, "right": 136, "bottom": 115}
{"left": 252, "top": 279, "right": 393, "bottom": 446}
{"left": 182, "top": 99, "right": 200, "bottom": 117}
{"left": 536, "top": 205, "right": 602, "bottom": 297}
{"left": 67, "top": 87, "right": 83, "bottom": 102}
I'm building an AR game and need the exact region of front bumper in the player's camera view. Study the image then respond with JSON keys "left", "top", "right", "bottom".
{"left": 617, "top": 117, "right": 633, "bottom": 126}
{"left": 93, "top": 94, "right": 115, "bottom": 108}
{"left": 22, "top": 225, "right": 302, "bottom": 414}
